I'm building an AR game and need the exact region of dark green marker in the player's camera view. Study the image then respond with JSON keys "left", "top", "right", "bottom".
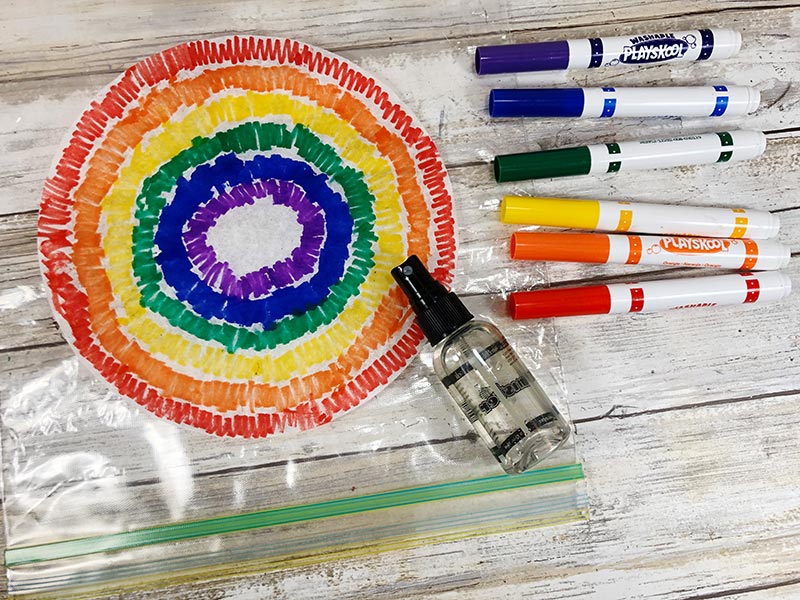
{"left": 494, "top": 130, "right": 766, "bottom": 182}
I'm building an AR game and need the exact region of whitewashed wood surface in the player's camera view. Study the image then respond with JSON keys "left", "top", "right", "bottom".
{"left": 2, "top": 1, "right": 800, "bottom": 598}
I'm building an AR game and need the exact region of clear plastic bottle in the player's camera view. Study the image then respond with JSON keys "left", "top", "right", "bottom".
{"left": 392, "top": 255, "right": 571, "bottom": 474}
{"left": 432, "top": 320, "right": 571, "bottom": 473}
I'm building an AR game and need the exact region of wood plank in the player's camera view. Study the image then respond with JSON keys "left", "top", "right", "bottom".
{"left": 2, "top": 7, "right": 798, "bottom": 214}
{"left": 3, "top": 2, "right": 791, "bottom": 81}
{"left": 702, "top": 584, "right": 800, "bottom": 600}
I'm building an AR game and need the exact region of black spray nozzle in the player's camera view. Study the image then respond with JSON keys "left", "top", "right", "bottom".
{"left": 391, "top": 255, "right": 473, "bottom": 346}
{"left": 391, "top": 255, "right": 448, "bottom": 313}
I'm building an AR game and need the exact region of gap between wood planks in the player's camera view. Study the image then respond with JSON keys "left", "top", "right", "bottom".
{"left": 1, "top": 3, "right": 798, "bottom": 85}
{"left": 12, "top": 380, "right": 782, "bottom": 488}
{"left": 572, "top": 387, "right": 800, "bottom": 425}
{"left": 682, "top": 576, "right": 800, "bottom": 600}
{"left": 123, "top": 433, "right": 479, "bottom": 489}
{"left": 179, "top": 387, "right": 800, "bottom": 483}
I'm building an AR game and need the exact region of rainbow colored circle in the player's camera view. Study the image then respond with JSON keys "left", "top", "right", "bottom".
{"left": 38, "top": 36, "right": 456, "bottom": 438}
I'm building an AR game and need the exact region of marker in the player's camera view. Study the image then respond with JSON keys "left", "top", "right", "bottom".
{"left": 489, "top": 86, "right": 760, "bottom": 118}
{"left": 475, "top": 29, "right": 742, "bottom": 75}
{"left": 509, "top": 272, "right": 792, "bottom": 320}
{"left": 510, "top": 232, "right": 790, "bottom": 271}
{"left": 500, "top": 196, "right": 781, "bottom": 239}
{"left": 493, "top": 130, "right": 767, "bottom": 182}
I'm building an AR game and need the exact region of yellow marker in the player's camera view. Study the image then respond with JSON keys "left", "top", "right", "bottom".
{"left": 500, "top": 196, "right": 780, "bottom": 240}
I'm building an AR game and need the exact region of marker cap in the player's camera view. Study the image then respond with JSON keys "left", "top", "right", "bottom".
{"left": 475, "top": 41, "right": 570, "bottom": 75}
{"left": 489, "top": 89, "right": 585, "bottom": 118}
{"left": 509, "top": 286, "right": 612, "bottom": 320}
{"left": 511, "top": 232, "right": 611, "bottom": 263}
{"left": 501, "top": 196, "right": 599, "bottom": 228}
{"left": 495, "top": 146, "right": 592, "bottom": 182}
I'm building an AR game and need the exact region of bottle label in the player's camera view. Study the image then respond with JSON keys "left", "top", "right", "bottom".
{"left": 498, "top": 376, "right": 531, "bottom": 398}
{"left": 441, "top": 362, "right": 474, "bottom": 388}
{"left": 479, "top": 339, "right": 508, "bottom": 360}
{"left": 526, "top": 412, "right": 557, "bottom": 431}
{"left": 494, "top": 428, "right": 526, "bottom": 457}
{"left": 477, "top": 387, "right": 501, "bottom": 414}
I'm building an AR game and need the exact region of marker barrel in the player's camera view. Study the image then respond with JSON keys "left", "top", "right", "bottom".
{"left": 489, "top": 86, "right": 760, "bottom": 118}
{"left": 500, "top": 196, "right": 780, "bottom": 239}
{"left": 509, "top": 272, "right": 792, "bottom": 319}
{"left": 494, "top": 130, "right": 767, "bottom": 182}
{"left": 510, "top": 232, "right": 790, "bottom": 270}
{"left": 476, "top": 29, "right": 741, "bottom": 75}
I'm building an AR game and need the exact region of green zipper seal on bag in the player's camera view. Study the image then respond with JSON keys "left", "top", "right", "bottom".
{"left": 5, "top": 463, "right": 584, "bottom": 567}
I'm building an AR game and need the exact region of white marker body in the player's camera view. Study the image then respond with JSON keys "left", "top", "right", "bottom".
{"left": 605, "top": 234, "right": 789, "bottom": 270}
{"left": 580, "top": 86, "right": 759, "bottom": 118}
{"left": 605, "top": 272, "right": 792, "bottom": 314}
{"left": 594, "top": 199, "right": 780, "bottom": 239}
{"left": 566, "top": 29, "right": 741, "bottom": 68}
{"left": 586, "top": 130, "right": 766, "bottom": 174}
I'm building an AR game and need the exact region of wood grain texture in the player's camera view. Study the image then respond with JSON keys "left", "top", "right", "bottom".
{"left": 2, "top": 0, "right": 800, "bottom": 598}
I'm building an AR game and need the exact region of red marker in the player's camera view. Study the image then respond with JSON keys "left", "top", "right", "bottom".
{"left": 509, "top": 272, "right": 792, "bottom": 319}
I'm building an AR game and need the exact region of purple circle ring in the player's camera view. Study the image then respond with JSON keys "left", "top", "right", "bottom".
{"left": 182, "top": 179, "right": 325, "bottom": 300}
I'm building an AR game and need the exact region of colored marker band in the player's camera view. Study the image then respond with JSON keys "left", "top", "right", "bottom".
{"left": 509, "top": 272, "right": 792, "bottom": 319}
{"left": 494, "top": 130, "right": 766, "bottom": 182}
{"left": 500, "top": 196, "right": 780, "bottom": 239}
{"left": 510, "top": 232, "right": 790, "bottom": 271}
{"left": 476, "top": 29, "right": 741, "bottom": 75}
{"left": 489, "top": 86, "right": 760, "bottom": 118}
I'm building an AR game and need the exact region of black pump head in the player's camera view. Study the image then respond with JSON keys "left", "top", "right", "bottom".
{"left": 391, "top": 255, "right": 473, "bottom": 346}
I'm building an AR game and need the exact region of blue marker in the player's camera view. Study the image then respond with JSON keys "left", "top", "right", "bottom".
{"left": 489, "top": 86, "right": 760, "bottom": 118}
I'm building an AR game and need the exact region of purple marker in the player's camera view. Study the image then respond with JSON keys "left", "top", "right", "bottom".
{"left": 475, "top": 29, "right": 741, "bottom": 75}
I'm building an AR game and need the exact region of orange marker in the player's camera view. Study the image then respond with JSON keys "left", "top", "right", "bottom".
{"left": 510, "top": 232, "right": 790, "bottom": 270}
